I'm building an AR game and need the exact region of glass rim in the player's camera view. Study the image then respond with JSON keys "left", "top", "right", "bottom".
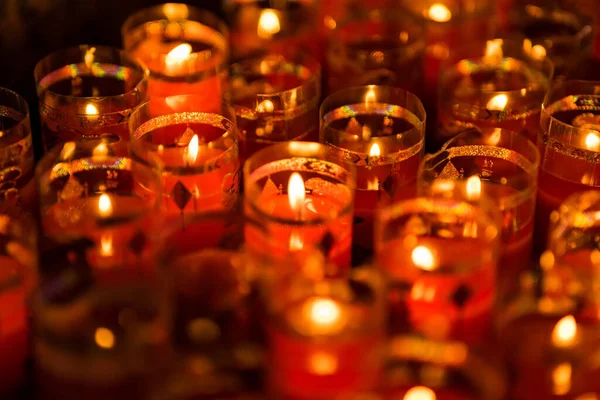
{"left": 34, "top": 44, "right": 148, "bottom": 112}
{"left": 129, "top": 97, "right": 238, "bottom": 165}
{"left": 320, "top": 85, "right": 426, "bottom": 152}
{"left": 440, "top": 38, "right": 555, "bottom": 96}
{"left": 420, "top": 128, "right": 540, "bottom": 209}
{"left": 0, "top": 86, "right": 30, "bottom": 139}
{"left": 244, "top": 141, "right": 356, "bottom": 226}
{"left": 541, "top": 79, "right": 600, "bottom": 139}
{"left": 230, "top": 53, "right": 321, "bottom": 108}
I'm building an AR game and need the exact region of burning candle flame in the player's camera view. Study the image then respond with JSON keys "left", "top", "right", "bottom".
{"left": 466, "top": 175, "right": 482, "bottom": 201}
{"left": 98, "top": 194, "right": 113, "bottom": 217}
{"left": 369, "top": 143, "right": 381, "bottom": 157}
{"left": 552, "top": 315, "right": 578, "bottom": 347}
{"left": 257, "top": 99, "right": 274, "bottom": 113}
{"left": 585, "top": 132, "right": 600, "bottom": 151}
{"left": 365, "top": 86, "right": 376, "bottom": 106}
{"left": 186, "top": 134, "right": 199, "bottom": 164}
{"left": 85, "top": 103, "right": 99, "bottom": 116}
{"left": 100, "top": 234, "right": 113, "bottom": 257}
{"left": 486, "top": 94, "right": 508, "bottom": 111}
{"left": 303, "top": 297, "right": 344, "bottom": 335}
{"left": 484, "top": 39, "right": 504, "bottom": 64}
{"left": 288, "top": 172, "right": 306, "bottom": 215}
{"left": 93, "top": 142, "right": 108, "bottom": 157}
{"left": 412, "top": 245, "right": 435, "bottom": 271}
{"left": 531, "top": 44, "right": 547, "bottom": 60}
{"left": 165, "top": 43, "right": 192, "bottom": 70}
{"left": 84, "top": 47, "right": 96, "bottom": 69}
{"left": 404, "top": 386, "right": 437, "bottom": 400}
{"left": 257, "top": 9, "right": 281, "bottom": 39}
{"left": 428, "top": 4, "right": 452, "bottom": 22}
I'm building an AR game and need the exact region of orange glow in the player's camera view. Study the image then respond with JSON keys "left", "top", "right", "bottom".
{"left": 257, "top": 9, "right": 281, "bottom": 39}
{"left": 552, "top": 363, "right": 572, "bottom": 395}
{"left": 552, "top": 315, "right": 578, "bottom": 348}
{"left": 484, "top": 39, "right": 504, "bottom": 64}
{"left": 412, "top": 246, "right": 435, "bottom": 271}
{"left": 585, "top": 132, "right": 600, "bottom": 151}
{"left": 257, "top": 99, "right": 275, "bottom": 113}
{"left": 85, "top": 103, "right": 99, "bottom": 116}
{"left": 95, "top": 327, "right": 115, "bottom": 349}
{"left": 98, "top": 194, "right": 113, "bottom": 217}
{"left": 84, "top": 46, "right": 96, "bottom": 69}
{"left": 404, "top": 386, "right": 437, "bottom": 400}
{"left": 165, "top": 43, "right": 192, "bottom": 70}
{"left": 93, "top": 142, "right": 108, "bottom": 157}
{"left": 428, "top": 4, "right": 452, "bottom": 22}
{"left": 186, "top": 134, "right": 199, "bottom": 164}
{"left": 289, "top": 231, "right": 304, "bottom": 251}
{"left": 302, "top": 297, "right": 345, "bottom": 335}
{"left": 309, "top": 352, "right": 338, "bottom": 375}
{"left": 531, "top": 45, "right": 547, "bottom": 60}
{"left": 100, "top": 234, "right": 113, "bottom": 257}
{"left": 369, "top": 143, "right": 381, "bottom": 157}
{"left": 486, "top": 94, "right": 508, "bottom": 111}
{"left": 288, "top": 172, "right": 306, "bottom": 214}
{"left": 466, "top": 175, "right": 482, "bottom": 201}
{"left": 365, "top": 86, "right": 376, "bottom": 106}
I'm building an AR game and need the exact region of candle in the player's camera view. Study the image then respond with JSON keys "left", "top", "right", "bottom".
{"left": 324, "top": 7, "right": 425, "bottom": 97}
{"left": 34, "top": 45, "right": 147, "bottom": 150}
{"left": 244, "top": 142, "right": 355, "bottom": 271}
{"left": 376, "top": 197, "right": 499, "bottom": 344}
{"left": 230, "top": 53, "right": 321, "bottom": 165}
{"left": 122, "top": 3, "right": 229, "bottom": 111}
{"left": 436, "top": 38, "right": 554, "bottom": 149}
{"left": 266, "top": 266, "right": 385, "bottom": 399}
{"left": 502, "top": 2, "right": 595, "bottom": 77}
{"left": 321, "top": 85, "right": 426, "bottom": 252}
{"left": 534, "top": 80, "right": 600, "bottom": 254}
{"left": 419, "top": 127, "right": 539, "bottom": 304}
{"left": 37, "top": 140, "right": 162, "bottom": 283}
{"left": 0, "top": 87, "right": 36, "bottom": 210}
{"left": 0, "top": 206, "right": 36, "bottom": 395}
{"left": 224, "top": 0, "right": 323, "bottom": 63}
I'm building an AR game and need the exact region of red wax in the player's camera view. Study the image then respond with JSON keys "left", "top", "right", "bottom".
{"left": 0, "top": 257, "right": 28, "bottom": 395}
{"left": 378, "top": 237, "right": 496, "bottom": 344}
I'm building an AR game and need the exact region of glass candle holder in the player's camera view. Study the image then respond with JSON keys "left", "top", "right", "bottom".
{"left": 504, "top": 1, "right": 595, "bottom": 77}
{"left": 34, "top": 45, "right": 148, "bottom": 151}
{"left": 0, "top": 203, "right": 36, "bottom": 395}
{"left": 535, "top": 80, "right": 600, "bottom": 253}
{"left": 436, "top": 38, "right": 554, "bottom": 149}
{"left": 230, "top": 53, "right": 321, "bottom": 165}
{"left": 263, "top": 264, "right": 386, "bottom": 400}
{"left": 0, "top": 87, "right": 35, "bottom": 209}
{"left": 223, "top": 0, "right": 322, "bottom": 63}
{"left": 244, "top": 142, "right": 355, "bottom": 271}
{"left": 375, "top": 197, "right": 500, "bottom": 344}
{"left": 325, "top": 7, "right": 425, "bottom": 97}
{"left": 36, "top": 139, "right": 163, "bottom": 284}
{"left": 320, "top": 85, "right": 426, "bottom": 252}
{"left": 419, "top": 127, "right": 540, "bottom": 303}
{"left": 129, "top": 96, "right": 240, "bottom": 236}
{"left": 122, "top": 3, "right": 229, "bottom": 107}
{"left": 32, "top": 267, "right": 171, "bottom": 400}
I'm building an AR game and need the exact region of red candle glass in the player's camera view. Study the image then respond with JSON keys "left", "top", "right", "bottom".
{"left": 535, "top": 80, "right": 600, "bottom": 254}
{"left": 264, "top": 265, "right": 385, "bottom": 399}
{"left": 122, "top": 3, "right": 228, "bottom": 109}
{"left": 0, "top": 87, "right": 35, "bottom": 209}
{"left": 419, "top": 127, "right": 540, "bottom": 304}
{"left": 129, "top": 95, "right": 240, "bottom": 234}
{"left": 224, "top": 0, "right": 323, "bottom": 63}
{"left": 230, "top": 53, "right": 321, "bottom": 165}
{"left": 36, "top": 139, "right": 162, "bottom": 281}
{"left": 324, "top": 7, "right": 425, "bottom": 97}
{"left": 503, "top": 1, "right": 595, "bottom": 77}
{"left": 0, "top": 204, "right": 37, "bottom": 396}
{"left": 244, "top": 142, "right": 355, "bottom": 271}
{"left": 34, "top": 45, "right": 148, "bottom": 151}
{"left": 320, "top": 85, "right": 426, "bottom": 251}
{"left": 375, "top": 197, "right": 500, "bottom": 344}
{"left": 436, "top": 38, "right": 554, "bottom": 150}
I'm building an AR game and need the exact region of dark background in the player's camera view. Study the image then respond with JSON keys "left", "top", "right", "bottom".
{"left": 0, "top": 0, "right": 222, "bottom": 151}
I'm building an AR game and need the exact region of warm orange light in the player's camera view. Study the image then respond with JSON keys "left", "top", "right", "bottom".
{"left": 365, "top": 86, "right": 376, "bottom": 106}
{"left": 95, "top": 327, "right": 115, "bottom": 349}
{"left": 362, "top": 125, "right": 372, "bottom": 140}
{"left": 288, "top": 172, "right": 306, "bottom": 214}
{"left": 289, "top": 231, "right": 304, "bottom": 251}
{"left": 369, "top": 143, "right": 381, "bottom": 157}
{"left": 84, "top": 47, "right": 96, "bottom": 69}
{"left": 257, "top": 99, "right": 275, "bottom": 113}
{"left": 531, "top": 44, "right": 547, "bottom": 60}
{"left": 585, "top": 132, "right": 600, "bottom": 151}
{"left": 165, "top": 43, "right": 192, "bottom": 70}
{"left": 484, "top": 39, "right": 504, "bottom": 64}
{"left": 486, "top": 94, "right": 508, "bottom": 111}
{"left": 100, "top": 234, "right": 113, "bottom": 257}
{"left": 257, "top": 9, "right": 281, "bottom": 39}
{"left": 552, "top": 363, "right": 572, "bottom": 395}
{"left": 186, "top": 134, "right": 199, "bottom": 164}
{"left": 488, "top": 128, "right": 502, "bottom": 146}
{"left": 93, "top": 142, "right": 108, "bottom": 157}
{"left": 552, "top": 315, "right": 578, "bottom": 348}
{"left": 466, "top": 175, "right": 482, "bottom": 201}
{"left": 309, "top": 352, "right": 338, "bottom": 375}
{"left": 428, "top": 4, "right": 452, "bottom": 22}
{"left": 302, "top": 297, "right": 345, "bottom": 335}
{"left": 404, "top": 386, "right": 437, "bottom": 400}
{"left": 85, "top": 103, "right": 99, "bottom": 116}
{"left": 98, "top": 194, "right": 113, "bottom": 217}
{"left": 412, "top": 246, "right": 435, "bottom": 271}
